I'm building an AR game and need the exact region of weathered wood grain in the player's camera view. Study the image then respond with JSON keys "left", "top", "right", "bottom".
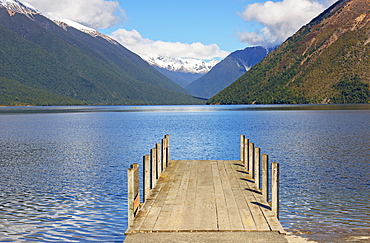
{"left": 125, "top": 160, "right": 285, "bottom": 235}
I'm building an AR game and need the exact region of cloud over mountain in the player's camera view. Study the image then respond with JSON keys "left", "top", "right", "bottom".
{"left": 25, "top": 0, "right": 125, "bottom": 29}
{"left": 110, "top": 28, "right": 230, "bottom": 60}
{"left": 238, "top": 0, "right": 337, "bottom": 46}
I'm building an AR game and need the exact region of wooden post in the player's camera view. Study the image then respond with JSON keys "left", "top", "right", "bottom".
{"left": 151, "top": 148, "right": 157, "bottom": 187}
{"left": 156, "top": 143, "right": 161, "bottom": 177}
{"left": 128, "top": 163, "right": 139, "bottom": 227}
{"left": 161, "top": 138, "right": 167, "bottom": 170}
{"left": 254, "top": 147, "right": 261, "bottom": 190}
{"left": 240, "top": 135, "right": 245, "bottom": 162}
{"left": 272, "top": 162, "right": 279, "bottom": 218}
{"left": 249, "top": 143, "right": 254, "bottom": 179}
{"left": 244, "top": 138, "right": 249, "bottom": 169}
{"left": 262, "top": 154, "right": 269, "bottom": 203}
{"left": 143, "top": 155, "right": 150, "bottom": 200}
{"left": 165, "top": 134, "right": 170, "bottom": 163}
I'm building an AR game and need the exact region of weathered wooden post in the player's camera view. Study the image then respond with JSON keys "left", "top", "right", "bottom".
{"left": 262, "top": 154, "right": 269, "bottom": 203}
{"left": 249, "top": 143, "right": 254, "bottom": 179}
{"left": 254, "top": 147, "right": 261, "bottom": 190}
{"left": 151, "top": 148, "right": 157, "bottom": 187}
{"left": 165, "top": 134, "right": 170, "bottom": 164}
{"left": 143, "top": 155, "right": 151, "bottom": 200}
{"left": 128, "top": 163, "right": 140, "bottom": 227}
{"left": 244, "top": 138, "right": 249, "bottom": 169}
{"left": 156, "top": 143, "right": 161, "bottom": 177}
{"left": 272, "top": 162, "right": 279, "bottom": 218}
{"left": 161, "top": 138, "right": 167, "bottom": 170}
{"left": 240, "top": 135, "right": 245, "bottom": 162}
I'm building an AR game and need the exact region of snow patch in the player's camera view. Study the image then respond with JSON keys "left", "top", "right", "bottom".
{"left": 0, "top": 0, "right": 38, "bottom": 14}
{"left": 141, "top": 55, "right": 218, "bottom": 74}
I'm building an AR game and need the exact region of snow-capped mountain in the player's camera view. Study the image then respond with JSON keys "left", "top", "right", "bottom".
{"left": 54, "top": 19, "right": 120, "bottom": 46}
{"left": 185, "top": 46, "right": 277, "bottom": 99}
{"left": 0, "top": 0, "right": 38, "bottom": 15}
{"left": 141, "top": 56, "right": 218, "bottom": 74}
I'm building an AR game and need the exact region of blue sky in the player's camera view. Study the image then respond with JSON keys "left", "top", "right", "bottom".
{"left": 107, "top": 0, "right": 258, "bottom": 52}
{"left": 27, "top": 0, "right": 337, "bottom": 60}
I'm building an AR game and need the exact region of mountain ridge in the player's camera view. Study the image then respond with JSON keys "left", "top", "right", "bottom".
{"left": 0, "top": 1, "right": 203, "bottom": 105}
{"left": 208, "top": 0, "right": 370, "bottom": 104}
{"left": 186, "top": 46, "right": 275, "bottom": 99}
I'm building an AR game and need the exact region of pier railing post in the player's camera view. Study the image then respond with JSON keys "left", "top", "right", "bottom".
{"left": 249, "top": 143, "right": 254, "bottom": 179}
{"left": 151, "top": 148, "right": 157, "bottom": 187}
{"left": 165, "top": 134, "right": 170, "bottom": 163}
{"left": 240, "top": 135, "right": 245, "bottom": 162}
{"left": 143, "top": 155, "right": 150, "bottom": 200}
{"left": 262, "top": 154, "right": 269, "bottom": 203}
{"left": 244, "top": 138, "right": 249, "bottom": 169}
{"left": 161, "top": 138, "right": 166, "bottom": 170}
{"left": 254, "top": 147, "right": 260, "bottom": 189}
{"left": 128, "top": 163, "right": 139, "bottom": 227}
{"left": 272, "top": 162, "right": 279, "bottom": 219}
{"left": 156, "top": 143, "right": 161, "bottom": 177}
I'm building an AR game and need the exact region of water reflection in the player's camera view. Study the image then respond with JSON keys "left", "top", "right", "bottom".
{"left": 0, "top": 105, "right": 369, "bottom": 242}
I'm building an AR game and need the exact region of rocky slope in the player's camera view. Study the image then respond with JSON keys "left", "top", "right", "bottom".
{"left": 209, "top": 0, "right": 370, "bottom": 104}
{"left": 0, "top": 0, "right": 202, "bottom": 105}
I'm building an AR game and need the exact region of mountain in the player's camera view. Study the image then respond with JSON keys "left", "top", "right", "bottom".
{"left": 141, "top": 56, "right": 218, "bottom": 87}
{"left": 142, "top": 56, "right": 218, "bottom": 74}
{"left": 152, "top": 66, "right": 203, "bottom": 88}
{"left": 185, "top": 46, "right": 275, "bottom": 99}
{"left": 0, "top": 0, "right": 203, "bottom": 106}
{"left": 208, "top": 0, "right": 370, "bottom": 104}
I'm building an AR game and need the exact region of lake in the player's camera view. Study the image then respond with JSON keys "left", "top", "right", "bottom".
{"left": 0, "top": 104, "right": 369, "bottom": 242}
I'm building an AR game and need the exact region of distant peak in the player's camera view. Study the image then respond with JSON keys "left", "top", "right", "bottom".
{"left": 141, "top": 55, "right": 218, "bottom": 74}
{"left": 0, "top": 0, "right": 39, "bottom": 15}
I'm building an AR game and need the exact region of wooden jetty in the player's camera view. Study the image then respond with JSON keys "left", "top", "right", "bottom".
{"left": 124, "top": 135, "right": 286, "bottom": 242}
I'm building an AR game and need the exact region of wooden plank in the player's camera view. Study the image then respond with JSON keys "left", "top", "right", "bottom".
{"left": 194, "top": 161, "right": 217, "bottom": 231}
{"left": 176, "top": 160, "right": 198, "bottom": 231}
{"left": 231, "top": 161, "right": 285, "bottom": 233}
{"left": 168, "top": 160, "right": 196, "bottom": 231}
{"left": 139, "top": 160, "right": 182, "bottom": 232}
{"left": 228, "top": 161, "right": 271, "bottom": 231}
{"left": 127, "top": 158, "right": 285, "bottom": 235}
{"left": 211, "top": 161, "right": 231, "bottom": 231}
{"left": 217, "top": 160, "right": 245, "bottom": 231}
{"left": 223, "top": 160, "right": 257, "bottom": 231}
{"left": 153, "top": 160, "right": 190, "bottom": 231}
{"left": 127, "top": 160, "right": 180, "bottom": 234}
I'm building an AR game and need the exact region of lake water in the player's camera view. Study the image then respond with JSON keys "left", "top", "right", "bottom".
{"left": 0, "top": 104, "right": 369, "bottom": 242}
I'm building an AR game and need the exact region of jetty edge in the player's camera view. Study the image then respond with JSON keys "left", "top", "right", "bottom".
{"left": 124, "top": 135, "right": 287, "bottom": 242}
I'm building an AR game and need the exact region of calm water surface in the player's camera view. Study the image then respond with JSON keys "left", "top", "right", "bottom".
{"left": 0, "top": 104, "right": 369, "bottom": 242}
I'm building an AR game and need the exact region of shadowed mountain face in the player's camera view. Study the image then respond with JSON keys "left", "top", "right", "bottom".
{"left": 208, "top": 0, "right": 370, "bottom": 104}
{"left": 0, "top": 5, "right": 203, "bottom": 105}
{"left": 185, "top": 46, "right": 274, "bottom": 99}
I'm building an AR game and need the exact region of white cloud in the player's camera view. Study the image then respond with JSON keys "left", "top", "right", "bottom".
{"left": 238, "top": 0, "right": 337, "bottom": 46}
{"left": 110, "top": 29, "right": 230, "bottom": 60}
{"left": 25, "top": 0, "right": 125, "bottom": 29}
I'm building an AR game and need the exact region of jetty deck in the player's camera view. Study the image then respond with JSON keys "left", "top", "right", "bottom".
{"left": 124, "top": 136, "right": 287, "bottom": 242}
